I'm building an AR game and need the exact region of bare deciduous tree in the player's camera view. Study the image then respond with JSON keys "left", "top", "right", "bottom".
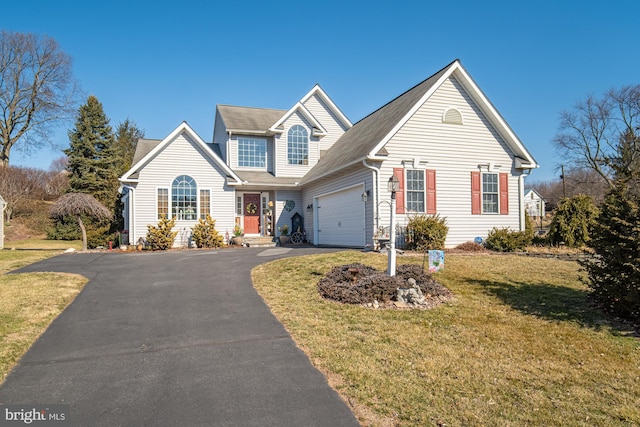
{"left": 50, "top": 193, "right": 111, "bottom": 251}
{"left": 554, "top": 85, "right": 640, "bottom": 187}
{"left": 0, "top": 31, "right": 81, "bottom": 166}
{"left": 0, "top": 166, "right": 49, "bottom": 222}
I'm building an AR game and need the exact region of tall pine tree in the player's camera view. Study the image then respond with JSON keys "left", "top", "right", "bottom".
{"left": 65, "top": 95, "right": 119, "bottom": 210}
{"left": 113, "top": 118, "right": 144, "bottom": 178}
{"left": 582, "top": 130, "right": 640, "bottom": 322}
{"left": 54, "top": 96, "right": 119, "bottom": 247}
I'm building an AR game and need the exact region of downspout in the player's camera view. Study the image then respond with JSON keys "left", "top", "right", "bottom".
{"left": 227, "top": 131, "right": 232, "bottom": 164}
{"left": 120, "top": 185, "right": 135, "bottom": 244}
{"left": 362, "top": 159, "right": 379, "bottom": 245}
{"left": 518, "top": 170, "right": 530, "bottom": 231}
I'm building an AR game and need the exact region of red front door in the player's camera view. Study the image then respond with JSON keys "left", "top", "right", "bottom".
{"left": 243, "top": 194, "right": 261, "bottom": 234}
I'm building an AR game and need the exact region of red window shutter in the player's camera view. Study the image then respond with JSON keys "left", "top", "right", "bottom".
{"left": 426, "top": 169, "right": 436, "bottom": 214}
{"left": 500, "top": 173, "right": 509, "bottom": 215}
{"left": 393, "top": 168, "right": 405, "bottom": 214}
{"left": 471, "top": 171, "right": 481, "bottom": 214}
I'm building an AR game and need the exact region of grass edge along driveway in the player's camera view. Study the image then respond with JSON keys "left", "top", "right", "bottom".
{"left": 252, "top": 250, "right": 640, "bottom": 427}
{"left": 1, "top": 247, "right": 87, "bottom": 384}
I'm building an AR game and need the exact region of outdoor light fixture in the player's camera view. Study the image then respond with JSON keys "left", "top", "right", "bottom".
{"left": 387, "top": 174, "right": 400, "bottom": 276}
{"left": 306, "top": 203, "right": 313, "bottom": 212}
{"left": 361, "top": 190, "right": 370, "bottom": 202}
{"left": 388, "top": 175, "right": 400, "bottom": 194}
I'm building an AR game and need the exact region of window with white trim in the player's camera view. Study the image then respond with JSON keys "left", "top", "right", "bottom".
{"left": 287, "top": 125, "right": 308, "bottom": 165}
{"left": 172, "top": 175, "right": 197, "bottom": 220}
{"left": 200, "top": 189, "right": 210, "bottom": 219}
{"left": 406, "top": 169, "right": 425, "bottom": 212}
{"left": 482, "top": 173, "right": 499, "bottom": 213}
{"left": 236, "top": 196, "right": 242, "bottom": 215}
{"left": 238, "top": 137, "right": 267, "bottom": 167}
{"left": 157, "top": 188, "right": 169, "bottom": 219}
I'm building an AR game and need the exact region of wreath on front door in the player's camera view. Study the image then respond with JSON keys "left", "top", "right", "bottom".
{"left": 245, "top": 202, "right": 258, "bottom": 214}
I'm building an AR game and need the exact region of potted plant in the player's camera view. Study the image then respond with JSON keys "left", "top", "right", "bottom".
{"left": 278, "top": 224, "right": 290, "bottom": 245}
{"left": 232, "top": 225, "right": 243, "bottom": 246}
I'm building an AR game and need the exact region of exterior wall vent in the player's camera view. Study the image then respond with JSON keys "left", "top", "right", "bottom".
{"left": 442, "top": 107, "right": 463, "bottom": 125}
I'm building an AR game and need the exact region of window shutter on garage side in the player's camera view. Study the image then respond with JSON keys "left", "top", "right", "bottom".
{"left": 393, "top": 168, "right": 405, "bottom": 214}
{"left": 500, "top": 172, "right": 509, "bottom": 215}
{"left": 426, "top": 169, "right": 436, "bottom": 214}
{"left": 471, "top": 171, "right": 481, "bottom": 214}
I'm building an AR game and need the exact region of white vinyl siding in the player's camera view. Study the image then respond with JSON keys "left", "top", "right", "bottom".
{"left": 378, "top": 75, "right": 522, "bottom": 247}
{"left": 131, "top": 132, "right": 236, "bottom": 247}
{"left": 302, "top": 93, "right": 350, "bottom": 152}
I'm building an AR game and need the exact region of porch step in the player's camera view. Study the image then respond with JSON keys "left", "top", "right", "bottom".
{"left": 243, "top": 236, "right": 277, "bottom": 248}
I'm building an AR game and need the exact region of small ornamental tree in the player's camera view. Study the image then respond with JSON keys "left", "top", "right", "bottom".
{"left": 145, "top": 215, "right": 177, "bottom": 250}
{"left": 191, "top": 214, "right": 224, "bottom": 248}
{"left": 548, "top": 195, "right": 599, "bottom": 247}
{"left": 50, "top": 193, "right": 112, "bottom": 251}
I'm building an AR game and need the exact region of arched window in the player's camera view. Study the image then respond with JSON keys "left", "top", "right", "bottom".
{"left": 172, "top": 175, "right": 197, "bottom": 220}
{"left": 287, "top": 125, "right": 308, "bottom": 165}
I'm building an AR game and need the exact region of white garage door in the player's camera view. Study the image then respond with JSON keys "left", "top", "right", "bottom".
{"left": 317, "top": 186, "right": 365, "bottom": 247}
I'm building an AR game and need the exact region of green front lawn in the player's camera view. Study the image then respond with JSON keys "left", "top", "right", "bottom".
{"left": 252, "top": 251, "right": 639, "bottom": 426}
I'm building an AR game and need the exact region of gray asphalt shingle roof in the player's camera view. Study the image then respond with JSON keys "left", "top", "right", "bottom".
{"left": 217, "top": 105, "right": 287, "bottom": 133}
{"left": 301, "top": 60, "right": 456, "bottom": 185}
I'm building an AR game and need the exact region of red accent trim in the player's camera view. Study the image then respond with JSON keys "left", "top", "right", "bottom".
{"left": 500, "top": 173, "right": 509, "bottom": 215}
{"left": 393, "top": 168, "right": 405, "bottom": 214}
{"left": 471, "top": 171, "right": 481, "bottom": 214}
{"left": 426, "top": 169, "right": 436, "bottom": 214}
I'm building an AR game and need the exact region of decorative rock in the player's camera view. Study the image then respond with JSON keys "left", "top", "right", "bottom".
{"left": 396, "top": 278, "right": 426, "bottom": 305}
{"left": 64, "top": 248, "right": 76, "bottom": 253}
{"left": 373, "top": 299, "right": 379, "bottom": 309}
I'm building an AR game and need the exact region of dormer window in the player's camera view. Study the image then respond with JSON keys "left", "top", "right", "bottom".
{"left": 288, "top": 125, "right": 309, "bottom": 165}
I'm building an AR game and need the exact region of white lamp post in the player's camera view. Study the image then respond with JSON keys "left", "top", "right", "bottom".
{"left": 387, "top": 175, "right": 400, "bottom": 276}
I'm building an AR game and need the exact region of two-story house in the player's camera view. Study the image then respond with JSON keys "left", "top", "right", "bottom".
{"left": 119, "top": 59, "right": 538, "bottom": 248}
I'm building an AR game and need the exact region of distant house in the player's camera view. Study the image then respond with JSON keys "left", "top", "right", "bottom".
{"left": 120, "top": 59, "right": 538, "bottom": 248}
{"left": 524, "top": 189, "right": 546, "bottom": 219}
{"left": 0, "top": 193, "right": 5, "bottom": 249}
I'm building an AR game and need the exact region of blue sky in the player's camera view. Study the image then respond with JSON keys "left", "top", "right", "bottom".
{"left": 6, "top": 0, "right": 639, "bottom": 182}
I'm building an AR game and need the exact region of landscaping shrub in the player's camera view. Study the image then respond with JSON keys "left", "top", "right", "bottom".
{"left": 145, "top": 215, "right": 177, "bottom": 250}
{"left": 484, "top": 227, "right": 529, "bottom": 252}
{"left": 317, "top": 263, "right": 450, "bottom": 305}
{"left": 455, "top": 241, "right": 488, "bottom": 252}
{"left": 406, "top": 214, "right": 448, "bottom": 250}
{"left": 47, "top": 216, "right": 81, "bottom": 240}
{"left": 548, "top": 195, "right": 598, "bottom": 247}
{"left": 191, "top": 214, "right": 224, "bottom": 248}
{"left": 524, "top": 210, "right": 535, "bottom": 242}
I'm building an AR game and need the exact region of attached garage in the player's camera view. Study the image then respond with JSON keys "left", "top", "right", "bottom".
{"left": 316, "top": 185, "right": 365, "bottom": 247}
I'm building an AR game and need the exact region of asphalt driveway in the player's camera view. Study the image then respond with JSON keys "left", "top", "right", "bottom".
{"left": 0, "top": 247, "right": 359, "bottom": 426}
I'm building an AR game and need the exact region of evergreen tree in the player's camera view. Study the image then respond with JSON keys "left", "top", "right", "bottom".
{"left": 52, "top": 96, "right": 119, "bottom": 247}
{"left": 114, "top": 119, "right": 144, "bottom": 177}
{"left": 582, "top": 181, "right": 640, "bottom": 322}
